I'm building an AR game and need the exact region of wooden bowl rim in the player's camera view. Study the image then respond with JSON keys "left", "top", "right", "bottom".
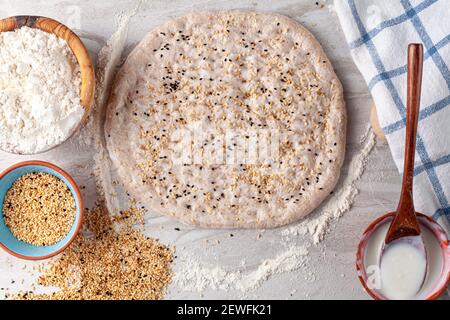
{"left": 0, "top": 15, "right": 95, "bottom": 154}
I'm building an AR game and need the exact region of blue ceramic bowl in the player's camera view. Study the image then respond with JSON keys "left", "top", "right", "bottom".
{"left": 0, "top": 161, "right": 83, "bottom": 260}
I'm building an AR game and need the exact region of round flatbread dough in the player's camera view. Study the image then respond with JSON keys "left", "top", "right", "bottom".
{"left": 105, "top": 11, "right": 346, "bottom": 228}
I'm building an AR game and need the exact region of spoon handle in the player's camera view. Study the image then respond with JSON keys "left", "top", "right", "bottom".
{"left": 386, "top": 44, "right": 423, "bottom": 243}
{"left": 400, "top": 44, "right": 423, "bottom": 210}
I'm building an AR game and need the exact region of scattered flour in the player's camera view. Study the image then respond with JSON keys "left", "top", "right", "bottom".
{"left": 90, "top": 14, "right": 132, "bottom": 214}
{"left": 76, "top": 9, "right": 139, "bottom": 215}
{"left": 0, "top": 27, "right": 83, "bottom": 154}
{"left": 326, "top": 2, "right": 336, "bottom": 13}
{"left": 282, "top": 126, "right": 376, "bottom": 244}
{"left": 174, "top": 245, "right": 309, "bottom": 293}
{"left": 175, "top": 126, "right": 375, "bottom": 295}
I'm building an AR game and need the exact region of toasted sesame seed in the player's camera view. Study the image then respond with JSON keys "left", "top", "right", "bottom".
{"left": 3, "top": 172, "right": 76, "bottom": 246}
{"left": 15, "top": 206, "right": 173, "bottom": 300}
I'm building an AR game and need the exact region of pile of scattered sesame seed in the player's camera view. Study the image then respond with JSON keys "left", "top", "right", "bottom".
{"left": 3, "top": 172, "right": 76, "bottom": 246}
{"left": 15, "top": 206, "right": 173, "bottom": 300}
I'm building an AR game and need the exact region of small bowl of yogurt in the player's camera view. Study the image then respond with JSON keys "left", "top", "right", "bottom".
{"left": 356, "top": 212, "right": 450, "bottom": 300}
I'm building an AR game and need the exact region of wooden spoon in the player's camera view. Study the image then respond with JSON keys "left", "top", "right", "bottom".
{"left": 380, "top": 43, "right": 427, "bottom": 292}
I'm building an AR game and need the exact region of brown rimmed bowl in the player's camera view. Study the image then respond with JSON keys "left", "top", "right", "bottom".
{"left": 0, "top": 160, "right": 83, "bottom": 260}
{"left": 0, "top": 15, "right": 95, "bottom": 154}
{"left": 356, "top": 212, "right": 450, "bottom": 300}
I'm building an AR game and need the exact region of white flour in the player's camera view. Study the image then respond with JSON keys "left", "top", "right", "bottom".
{"left": 175, "top": 127, "right": 376, "bottom": 295}
{"left": 0, "top": 27, "right": 83, "bottom": 154}
{"left": 91, "top": 13, "right": 131, "bottom": 214}
{"left": 282, "top": 126, "right": 376, "bottom": 244}
{"left": 78, "top": 6, "right": 141, "bottom": 215}
{"left": 174, "top": 245, "right": 310, "bottom": 294}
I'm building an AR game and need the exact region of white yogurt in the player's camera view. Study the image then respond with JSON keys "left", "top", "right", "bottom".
{"left": 364, "top": 221, "right": 443, "bottom": 300}
{"left": 380, "top": 238, "right": 427, "bottom": 299}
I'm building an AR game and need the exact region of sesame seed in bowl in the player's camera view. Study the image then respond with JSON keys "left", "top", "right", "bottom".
{"left": 0, "top": 160, "right": 83, "bottom": 260}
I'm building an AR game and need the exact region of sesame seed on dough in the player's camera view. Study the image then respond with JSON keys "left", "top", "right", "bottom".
{"left": 105, "top": 11, "right": 346, "bottom": 228}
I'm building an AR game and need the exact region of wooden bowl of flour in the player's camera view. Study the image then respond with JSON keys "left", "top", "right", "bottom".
{"left": 0, "top": 15, "right": 95, "bottom": 153}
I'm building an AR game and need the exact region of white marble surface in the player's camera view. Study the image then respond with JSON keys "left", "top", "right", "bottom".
{"left": 0, "top": 0, "right": 447, "bottom": 300}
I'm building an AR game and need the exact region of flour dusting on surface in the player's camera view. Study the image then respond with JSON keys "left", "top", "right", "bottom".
{"left": 174, "top": 245, "right": 310, "bottom": 294}
{"left": 91, "top": 15, "right": 131, "bottom": 214}
{"left": 173, "top": 127, "right": 376, "bottom": 295}
{"left": 282, "top": 126, "right": 376, "bottom": 244}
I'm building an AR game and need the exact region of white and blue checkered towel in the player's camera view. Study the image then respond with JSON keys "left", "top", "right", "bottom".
{"left": 335, "top": 0, "right": 450, "bottom": 231}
